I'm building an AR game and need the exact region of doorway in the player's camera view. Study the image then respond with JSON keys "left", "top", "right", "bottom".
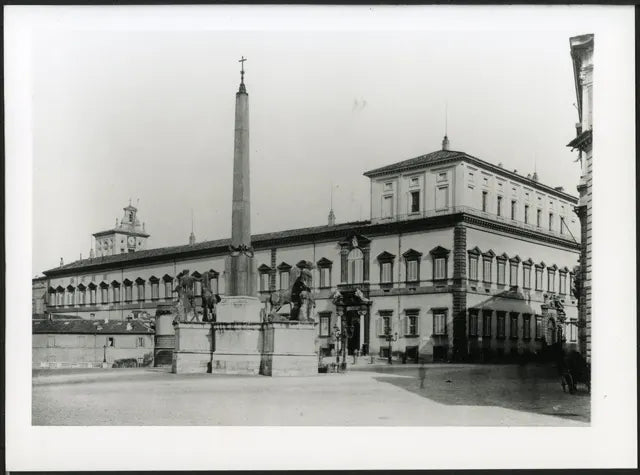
{"left": 346, "top": 311, "right": 361, "bottom": 355}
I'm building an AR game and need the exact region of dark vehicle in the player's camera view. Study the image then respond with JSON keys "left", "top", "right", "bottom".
{"left": 559, "top": 350, "right": 591, "bottom": 394}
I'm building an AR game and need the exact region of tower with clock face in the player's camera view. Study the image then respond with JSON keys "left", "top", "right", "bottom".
{"left": 93, "top": 202, "right": 150, "bottom": 257}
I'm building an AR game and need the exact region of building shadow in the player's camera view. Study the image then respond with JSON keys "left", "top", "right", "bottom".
{"left": 372, "top": 363, "right": 590, "bottom": 423}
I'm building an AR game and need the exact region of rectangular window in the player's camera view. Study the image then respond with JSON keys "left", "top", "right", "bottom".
{"left": 124, "top": 285, "right": 132, "bottom": 302}
{"left": 434, "top": 257, "right": 446, "bottom": 280}
{"left": 569, "top": 319, "right": 577, "bottom": 342}
{"left": 382, "top": 195, "right": 394, "bottom": 218}
{"left": 433, "top": 312, "right": 446, "bottom": 336}
{"left": 406, "top": 260, "right": 418, "bottom": 282}
{"left": 483, "top": 259, "right": 492, "bottom": 283}
{"left": 194, "top": 281, "right": 202, "bottom": 297}
{"left": 523, "top": 314, "right": 531, "bottom": 339}
{"left": 482, "top": 191, "right": 488, "bottom": 212}
{"left": 435, "top": 186, "right": 448, "bottom": 210}
{"left": 101, "top": 287, "right": 108, "bottom": 304}
{"left": 164, "top": 281, "right": 172, "bottom": 299}
{"left": 510, "top": 263, "right": 518, "bottom": 287}
{"left": 497, "top": 312, "right": 506, "bottom": 338}
{"left": 136, "top": 337, "right": 145, "bottom": 347}
{"left": 524, "top": 204, "right": 529, "bottom": 224}
{"left": 106, "top": 337, "right": 115, "bottom": 347}
{"left": 279, "top": 271, "right": 290, "bottom": 290}
{"left": 151, "top": 282, "right": 159, "bottom": 299}
{"left": 90, "top": 288, "right": 96, "bottom": 305}
{"left": 66, "top": 291, "right": 74, "bottom": 306}
{"left": 535, "top": 316, "right": 543, "bottom": 339}
{"left": 537, "top": 209, "right": 542, "bottom": 227}
{"left": 409, "top": 315, "right": 419, "bottom": 335}
{"left": 319, "top": 314, "right": 330, "bottom": 336}
{"left": 535, "top": 268, "right": 543, "bottom": 290}
{"left": 496, "top": 196, "right": 502, "bottom": 216}
{"left": 137, "top": 284, "right": 145, "bottom": 302}
{"left": 560, "top": 216, "right": 566, "bottom": 234}
{"left": 510, "top": 313, "right": 518, "bottom": 339}
{"left": 468, "top": 310, "right": 479, "bottom": 336}
{"left": 469, "top": 256, "right": 478, "bottom": 281}
{"left": 381, "top": 262, "right": 392, "bottom": 283}
{"left": 260, "top": 273, "right": 270, "bottom": 291}
{"left": 548, "top": 270, "right": 556, "bottom": 293}
{"left": 78, "top": 290, "right": 85, "bottom": 305}
{"left": 113, "top": 287, "right": 120, "bottom": 303}
{"left": 549, "top": 213, "right": 554, "bottom": 231}
{"left": 497, "top": 261, "right": 506, "bottom": 285}
{"left": 511, "top": 200, "right": 517, "bottom": 220}
{"left": 410, "top": 191, "right": 420, "bottom": 213}
{"left": 319, "top": 267, "right": 330, "bottom": 288}
{"left": 377, "top": 315, "right": 392, "bottom": 336}
{"left": 523, "top": 266, "right": 531, "bottom": 289}
{"left": 210, "top": 277, "right": 219, "bottom": 295}
{"left": 559, "top": 273, "right": 567, "bottom": 294}
{"left": 569, "top": 273, "right": 574, "bottom": 296}
{"left": 482, "top": 311, "right": 492, "bottom": 337}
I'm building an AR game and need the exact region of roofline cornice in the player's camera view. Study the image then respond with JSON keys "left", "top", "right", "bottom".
{"left": 364, "top": 153, "right": 578, "bottom": 203}
{"left": 43, "top": 211, "right": 578, "bottom": 277}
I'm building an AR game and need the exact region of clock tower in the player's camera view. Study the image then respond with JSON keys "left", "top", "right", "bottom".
{"left": 93, "top": 201, "right": 150, "bottom": 257}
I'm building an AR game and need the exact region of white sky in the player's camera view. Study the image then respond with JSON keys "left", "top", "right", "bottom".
{"left": 31, "top": 10, "right": 588, "bottom": 276}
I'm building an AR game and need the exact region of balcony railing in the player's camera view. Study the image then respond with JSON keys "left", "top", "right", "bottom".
{"left": 370, "top": 206, "right": 578, "bottom": 242}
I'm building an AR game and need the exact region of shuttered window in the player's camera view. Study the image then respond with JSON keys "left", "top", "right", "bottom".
{"left": 433, "top": 312, "right": 446, "bottom": 336}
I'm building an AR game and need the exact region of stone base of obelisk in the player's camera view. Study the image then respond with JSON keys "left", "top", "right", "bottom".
{"left": 171, "top": 321, "right": 214, "bottom": 374}
{"left": 210, "top": 322, "right": 264, "bottom": 375}
{"left": 260, "top": 321, "right": 318, "bottom": 376}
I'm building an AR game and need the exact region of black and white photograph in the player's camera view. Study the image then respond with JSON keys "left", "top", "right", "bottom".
{"left": 5, "top": 4, "right": 636, "bottom": 471}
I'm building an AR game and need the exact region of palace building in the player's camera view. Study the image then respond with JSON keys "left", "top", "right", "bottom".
{"left": 38, "top": 134, "right": 581, "bottom": 363}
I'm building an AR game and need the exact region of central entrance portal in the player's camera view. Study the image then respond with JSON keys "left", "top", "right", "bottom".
{"left": 346, "top": 311, "right": 361, "bottom": 355}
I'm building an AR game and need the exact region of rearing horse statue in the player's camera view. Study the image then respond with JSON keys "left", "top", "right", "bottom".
{"left": 201, "top": 270, "right": 221, "bottom": 322}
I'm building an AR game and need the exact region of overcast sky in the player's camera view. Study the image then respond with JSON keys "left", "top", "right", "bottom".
{"left": 30, "top": 9, "right": 597, "bottom": 275}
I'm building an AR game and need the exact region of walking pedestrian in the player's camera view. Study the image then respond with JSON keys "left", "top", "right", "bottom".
{"left": 418, "top": 363, "right": 426, "bottom": 389}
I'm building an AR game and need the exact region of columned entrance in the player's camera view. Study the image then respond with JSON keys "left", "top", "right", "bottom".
{"left": 346, "top": 310, "right": 361, "bottom": 355}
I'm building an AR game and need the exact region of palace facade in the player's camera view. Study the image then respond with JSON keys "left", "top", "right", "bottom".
{"left": 38, "top": 137, "right": 581, "bottom": 363}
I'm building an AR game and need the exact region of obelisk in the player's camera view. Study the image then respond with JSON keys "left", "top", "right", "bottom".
{"left": 216, "top": 56, "right": 261, "bottom": 322}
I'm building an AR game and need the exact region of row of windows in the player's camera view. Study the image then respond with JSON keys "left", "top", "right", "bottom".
{"left": 468, "top": 251, "right": 572, "bottom": 294}
{"left": 46, "top": 336, "right": 146, "bottom": 348}
{"left": 468, "top": 310, "right": 577, "bottom": 342}
{"left": 481, "top": 192, "right": 568, "bottom": 234}
{"left": 49, "top": 274, "right": 219, "bottom": 307}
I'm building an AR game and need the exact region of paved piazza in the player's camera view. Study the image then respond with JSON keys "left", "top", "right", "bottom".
{"left": 32, "top": 363, "right": 590, "bottom": 426}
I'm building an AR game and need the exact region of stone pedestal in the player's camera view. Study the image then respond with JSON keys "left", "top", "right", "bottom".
{"left": 260, "top": 321, "right": 318, "bottom": 376}
{"left": 216, "top": 295, "right": 263, "bottom": 323}
{"left": 210, "top": 322, "right": 263, "bottom": 375}
{"left": 172, "top": 322, "right": 214, "bottom": 374}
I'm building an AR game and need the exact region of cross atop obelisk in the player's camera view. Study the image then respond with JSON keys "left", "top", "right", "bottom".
{"left": 238, "top": 56, "right": 247, "bottom": 93}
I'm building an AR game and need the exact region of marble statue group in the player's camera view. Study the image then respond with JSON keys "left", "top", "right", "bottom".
{"left": 173, "top": 269, "right": 221, "bottom": 323}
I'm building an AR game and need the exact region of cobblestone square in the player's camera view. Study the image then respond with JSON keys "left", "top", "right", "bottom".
{"left": 32, "top": 363, "right": 589, "bottom": 426}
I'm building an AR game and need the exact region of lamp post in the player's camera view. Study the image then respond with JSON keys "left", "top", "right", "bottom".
{"left": 333, "top": 316, "right": 355, "bottom": 372}
{"left": 384, "top": 325, "right": 398, "bottom": 365}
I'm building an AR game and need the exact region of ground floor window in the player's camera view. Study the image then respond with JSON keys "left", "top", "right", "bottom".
{"left": 468, "top": 310, "right": 479, "bottom": 337}
{"left": 106, "top": 337, "right": 115, "bottom": 347}
{"left": 569, "top": 319, "right": 578, "bottom": 342}
{"left": 136, "top": 337, "right": 145, "bottom": 347}
{"left": 482, "top": 311, "right": 492, "bottom": 337}
{"left": 523, "top": 314, "right": 531, "bottom": 339}
{"left": 535, "top": 316, "right": 543, "bottom": 340}
{"left": 496, "top": 312, "right": 506, "bottom": 338}
{"left": 509, "top": 313, "right": 518, "bottom": 339}
{"left": 433, "top": 311, "right": 446, "bottom": 336}
{"left": 319, "top": 314, "right": 331, "bottom": 337}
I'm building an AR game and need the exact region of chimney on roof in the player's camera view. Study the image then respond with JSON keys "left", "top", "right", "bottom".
{"left": 441, "top": 135, "right": 450, "bottom": 151}
{"left": 80, "top": 253, "right": 82, "bottom": 260}
{"left": 513, "top": 170, "right": 517, "bottom": 174}
{"left": 532, "top": 172, "right": 539, "bottom": 182}
{"left": 498, "top": 162, "right": 503, "bottom": 168}
{"left": 89, "top": 248, "right": 95, "bottom": 259}
{"left": 59, "top": 257, "right": 64, "bottom": 267}
{"left": 527, "top": 173, "right": 531, "bottom": 179}
{"left": 554, "top": 186, "right": 564, "bottom": 192}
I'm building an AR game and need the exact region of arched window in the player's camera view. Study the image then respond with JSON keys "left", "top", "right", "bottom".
{"left": 347, "top": 248, "right": 364, "bottom": 284}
